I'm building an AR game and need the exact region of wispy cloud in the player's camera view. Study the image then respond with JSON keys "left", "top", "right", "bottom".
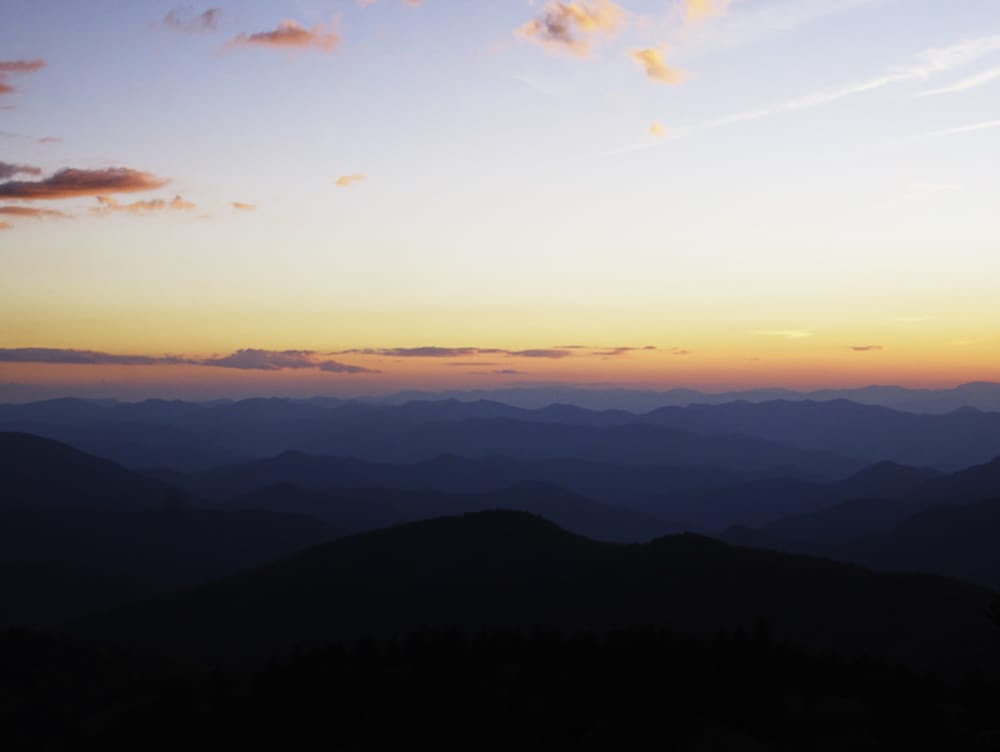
{"left": 229, "top": 20, "right": 341, "bottom": 52}
{"left": 0, "top": 161, "right": 42, "bottom": 179}
{"left": 93, "top": 195, "right": 195, "bottom": 215}
{"left": 509, "top": 349, "right": 573, "bottom": 359}
{"left": 754, "top": 330, "right": 813, "bottom": 339}
{"left": 889, "top": 315, "right": 933, "bottom": 323}
{"left": 518, "top": 0, "right": 625, "bottom": 57}
{"left": 163, "top": 7, "right": 222, "bottom": 33}
{"left": 0, "top": 205, "right": 71, "bottom": 220}
{"left": 0, "top": 348, "right": 195, "bottom": 366}
{"left": 916, "top": 66, "right": 1000, "bottom": 97}
{"left": 592, "top": 346, "right": 656, "bottom": 356}
{"left": 850, "top": 345, "right": 883, "bottom": 352}
{"left": 335, "top": 174, "right": 367, "bottom": 188}
{"left": 342, "top": 346, "right": 483, "bottom": 358}
{"left": 0, "top": 59, "right": 46, "bottom": 97}
{"left": 913, "top": 119, "right": 1000, "bottom": 141}
{"left": 0, "top": 221, "right": 11, "bottom": 231}
{"left": 709, "top": 33, "right": 1000, "bottom": 127}
{"left": 630, "top": 48, "right": 684, "bottom": 84}
{"left": 0, "top": 347, "right": 377, "bottom": 374}
{"left": 341, "top": 346, "right": 567, "bottom": 359}
{"left": 709, "top": 73, "right": 911, "bottom": 127}
{"left": 0, "top": 168, "right": 169, "bottom": 200}
{"left": 0, "top": 60, "right": 46, "bottom": 74}
{"left": 201, "top": 348, "right": 376, "bottom": 373}
{"left": 232, "top": 201, "right": 256, "bottom": 211}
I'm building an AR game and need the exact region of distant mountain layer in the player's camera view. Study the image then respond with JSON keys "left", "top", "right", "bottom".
{"left": 5, "top": 396, "right": 1000, "bottom": 473}
{"left": 223, "top": 482, "right": 681, "bottom": 543}
{"left": 0, "top": 433, "right": 341, "bottom": 627}
{"left": 77, "top": 511, "right": 1000, "bottom": 674}
{"left": 0, "top": 431, "right": 169, "bottom": 510}
{"left": 0, "top": 398, "right": 869, "bottom": 476}
{"left": 372, "top": 382, "right": 1000, "bottom": 414}
{"left": 721, "top": 456, "right": 1000, "bottom": 589}
{"left": 7, "top": 382, "right": 1000, "bottom": 413}
{"left": 154, "top": 450, "right": 944, "bottom": 534}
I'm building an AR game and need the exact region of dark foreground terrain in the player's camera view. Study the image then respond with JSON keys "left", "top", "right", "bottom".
{"left": 5, "top": 626, "right": 1000, "bottom": 751}
{"left": 4, "top": 424, "right": 1000, "bottom": 750}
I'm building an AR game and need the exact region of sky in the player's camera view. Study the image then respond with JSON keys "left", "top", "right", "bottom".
{"left": 1, "top": 0, "right": 999, "bottom": 399}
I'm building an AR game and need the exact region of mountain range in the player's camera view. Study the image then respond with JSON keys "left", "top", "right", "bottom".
{"left": 5, "top": 395, "right": 1000, "bottom": 474}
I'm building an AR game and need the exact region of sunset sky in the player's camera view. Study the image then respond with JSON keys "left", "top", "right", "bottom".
{"left": 2, "top": 0, "right": 998, "bottom": 398}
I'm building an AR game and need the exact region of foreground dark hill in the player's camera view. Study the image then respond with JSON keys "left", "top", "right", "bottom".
{"left": 224, "top": 481, "right": 680, "bottom": 542}
{"left": 0, "top": 431, "right": 168, "bottom": 510}
{"left": 79, "top": 511, "right": 1000, "bottom": 674}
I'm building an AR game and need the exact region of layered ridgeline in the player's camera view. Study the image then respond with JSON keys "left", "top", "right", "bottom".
{"left": 0, "top": 433, "right": 338, "bottom": 627}
{"left": 724, "top": 457, "right": 1000, "bottom": 589}
{"left": 5, "top": 396, "right": 1000, "bottom": 472}
{"left": 159, "top": 450, "right": 943, "bottom": 533}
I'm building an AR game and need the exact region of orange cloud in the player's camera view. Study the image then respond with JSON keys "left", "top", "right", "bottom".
{"left": 0, "top": 59, "right": 46, "bottom": 97}
{"left": 850, "top": 345, "right": 884, "bottom": 352}
{"left": 0, "top": 161, "right": 42, "bottom": 179}
{"left": 0, "top": 168, "right": 169, "bottom": 200}
{"left": 0, "top": 205, "right": 71, "bottom": 219}
{"left": 518, "top": 0, "right": 625, "bottom": 57}
{"left": 0, "top": 60, "right": 46, "bottom": 74}
{"left": 630, "top": 48, "right": 684, "bottom": 84}
{"left": 0, "top": 221, "right": 11, "bottom": 230}
{"left": 200, "top": 349, "right": 378, "bottom": 373}
{"left": 229, "top": 20, "right": 341, "bottom": 52}
{"left": 685, "top": 0, "right": 731, "bottom": 21}
{"left": 36, "top": 136, "right": 62, "bottom": 144}
{"left": 0, "top": 347, "right": 378, "bottom": 374}
{"left": 509, "top": 349, "right": 573, "bottom": 359}
{"left": 336, "top": 346, "right": 574, "bottom": 359}
{"left": 232, "top": 201, "right": 256, "bottom": 211}
{"left": 163, "top": 7, "right": 222, "bottom": 33}
{"left": 93, "top": 194, "right": 195, "bottom": 214}
{"left": 336, "top": 174, "right": 367, "bottom": 187}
